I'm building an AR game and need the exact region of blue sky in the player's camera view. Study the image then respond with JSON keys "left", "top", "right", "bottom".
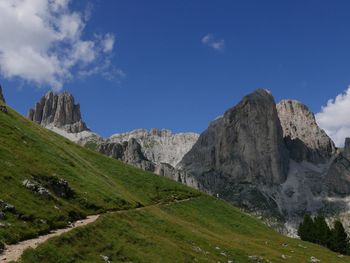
{"left": 2, "top": 0, "right": 350, "bottom": 141}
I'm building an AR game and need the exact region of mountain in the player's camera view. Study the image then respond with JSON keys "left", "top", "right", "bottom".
{"left": 25, "top": 89, "right": 350, "bottom": 236}
{"left": 27, "top": 91, "right": 92, "bottom": 138}
{"left": 1, "top": 88, "right": 346, "bottom": 262}
{"left": 178, "top": 89, "right": 350, "bottom": 234}
{"left": 27, "top": 91, "right": 199, "bottom": 176}
{"left": 108, "top": 128, "right": 199, "bottom": 167}
{"left": 178, "top": 89, "right": 289, "bottom": 217}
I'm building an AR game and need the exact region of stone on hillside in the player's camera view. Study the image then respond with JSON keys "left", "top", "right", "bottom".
{"left": 22, "top": 179, "right": 51, "bottom": 199}
{"left": 0, "top": 106, "right": 8, "bottom": 114}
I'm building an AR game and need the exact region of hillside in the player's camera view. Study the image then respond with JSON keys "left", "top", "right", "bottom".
{"left": 0, "top": 106, "right": 348, "bottom": 262}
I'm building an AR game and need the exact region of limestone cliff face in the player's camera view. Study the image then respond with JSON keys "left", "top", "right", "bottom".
{"left": 0, "top": 85, "right": 5, "bottom": 104}
{"left": 180, "top": 89, "right": 289, "bottom": 187}
{"left": 109, "top": 129, "right": 199, "bottom": 167}
{"left": 98, "top": 139, "right": 155, "bottom": 171}
{"left": 178, "top": 89, "right": 289, "bottom": 216}
{"left": 325, "top": 138, "right": 350, "bottom": 195}
{"left": 28, "top": 91, "right": 88, "bottom": 133}
{"left": 277, "top": 100, "right": 336, "bottom": 163}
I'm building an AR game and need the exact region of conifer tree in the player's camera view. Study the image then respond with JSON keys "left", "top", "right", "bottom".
{"left": 314, "top": 215, "right": 331, "bottom": 246}
{"left": 329, "top": 220, "right": 349, "bottom": 254}
{"left": 298, "top": 214, "right": 315, "bottom": 242}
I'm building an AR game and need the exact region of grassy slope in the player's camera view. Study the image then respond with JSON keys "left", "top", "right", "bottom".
{"left": 0, "top": 107, "right": 197, "bottom": 244}
{"left": 0, "top": 107, "right": 348, "bottom": 262}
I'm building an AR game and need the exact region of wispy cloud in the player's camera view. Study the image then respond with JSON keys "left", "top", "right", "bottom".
{"left": 201, "top": 34, "right": 225, "bottom": 51}
{"left": 315, "top": 86, "right": 350, "bottom": 146}
{"left": 0, "top": 0, "right": 118, "bottom": 90}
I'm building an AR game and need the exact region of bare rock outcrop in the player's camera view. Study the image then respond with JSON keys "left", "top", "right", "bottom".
{"left": 109, "top": 128, "right": 199, "bottom": 167}
{"left": 98, "top": 138, "right": 155, "bottom": 171}
{"left": 325, "top": 138, "right": 350, "bottom": 195}
{"left": 178, "top": 89, "right": 289, "bottom": 215}
{"left": 28, "top": 91, "right": 88, "bottom": 133}
{"left": 0, "top": 85, "right": 5, "bottom": 104}
{"left": 277, "top": 100, "right": 336, "bottom": 163}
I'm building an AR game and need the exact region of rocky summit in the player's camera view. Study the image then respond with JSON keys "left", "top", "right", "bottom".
{"left": 28, "top": 91, "right": 88, "bottom": 133}
{"left": 277, "top": 99, "right": 336, "bottom": 163}
{"left": 175, "top": 89, "right": 350, "bottom": 235}
{"left": 27, "top": 91, "right": 199, "bottom": 177}
{"left": 178, "top": 89, "right": 290, "bottom": 217}
{"left": 0, "top": 85, "right": 5, "bottom": 104}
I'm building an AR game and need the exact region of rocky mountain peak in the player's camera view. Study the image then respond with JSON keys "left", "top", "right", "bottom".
{"left": 0, "top": 85, "right": 5, "bottom": 104}
{"left": 28, "top": 91, "right": 88, "bottom": 133}
{"left": 276, "top": 99, "right": 336, "bottom": 163}
{"left": 179, "top": 88, "right": 289, "bottom": 209}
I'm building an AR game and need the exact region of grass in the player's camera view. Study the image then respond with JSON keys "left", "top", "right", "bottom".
{"left": 0, "top": 106, "right": 349, "bottom": 262}
{"left": 20, "top": 196, "right": 350, "bottom": 263}
{"left": 0, "top": 107, "right": 198, "bottom": 245}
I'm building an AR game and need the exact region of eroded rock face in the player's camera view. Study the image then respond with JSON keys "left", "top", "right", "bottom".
{"left": 28, "top": 91, "right": 88, "bottom": 133}
{"left": 109, "top": 129, "right": 199, "bottom": 167}
{"left": 178, "top": 89, "right": 289, "bottom": 216}
{"left": 0, "top": 85, "right": 5, "bottom": 104}
{"left": 325, "top": 138, "right": 350, "bottom": 195}
{"left": 277, "top": 100, "right": 335, "bottom": 163}
{"left": 98, "top": 139, "right": 155, "bottom": 171}
{"left": 180, "top": 89, "right": 289, "bottom": 185}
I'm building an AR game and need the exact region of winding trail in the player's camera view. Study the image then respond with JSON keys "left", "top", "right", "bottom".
{"left": 0, "top": 197, "right": 195, "bottom": 262}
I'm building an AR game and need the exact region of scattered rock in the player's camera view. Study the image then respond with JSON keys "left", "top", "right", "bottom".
{"left": 310, "top": 256, "right": 320, "bottom": 262}
{"left": 0, "top": 105, "right": 7, "bottom": 113}
{"left": 22, "top": 179, "right": 51, "bottom": 199}
{"left": 281, "top": 254, "right": 291, "bottom": 259}
{"left": 0, "top": 200, "right": 16, "bottom": 213}
{"left": 100, "top": 255, "right": 111, "bottom": 263}
{"left": 0, "top": 212, "right": 5, "bottom": 220}
{"left": 247, "top": 255, "right": 265, "bottom": 262}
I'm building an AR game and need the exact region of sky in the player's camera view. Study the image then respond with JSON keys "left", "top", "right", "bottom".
{"left": 1, "top": 0, "right": 350, "bottom": 145}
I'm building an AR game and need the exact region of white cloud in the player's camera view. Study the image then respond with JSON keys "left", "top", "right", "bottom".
{"left": 315, "top": 86, "right": 350, "bottom": 147}
{"left": 102, "top": 34, "right": 115, "bottom": 53}
{"left": 0, "top": 0, "right": 117, "bottom": 90}
{"left": 201, "top": 33, "right": 225, "bottom": 51}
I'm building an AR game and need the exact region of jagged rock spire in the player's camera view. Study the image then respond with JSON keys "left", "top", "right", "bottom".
{"left": 28, "top": 91, "right": 88, "bottom": 133}
{"left": 0, "top": 85, "right": 6, "bottom": 104}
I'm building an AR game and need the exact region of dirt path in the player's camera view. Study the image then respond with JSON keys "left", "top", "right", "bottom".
{"left": 0, "top": 197, "right": 195, "bottom": 262}
{"left": 0, "top": 215, "right": 100, "bottom": 263}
